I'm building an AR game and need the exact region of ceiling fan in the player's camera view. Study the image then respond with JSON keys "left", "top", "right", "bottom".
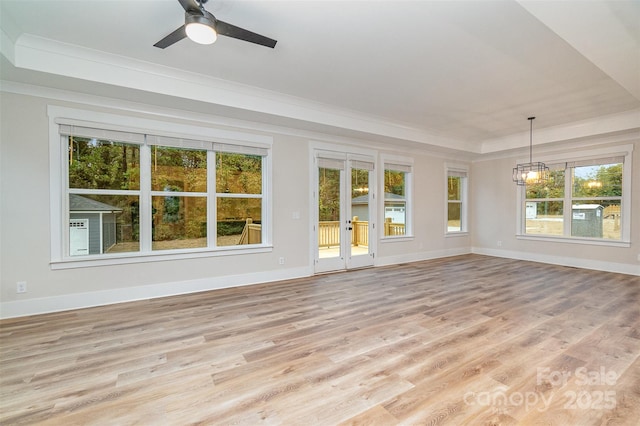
{"left": 154, "top": 0, "right": 277, "bottom": 49}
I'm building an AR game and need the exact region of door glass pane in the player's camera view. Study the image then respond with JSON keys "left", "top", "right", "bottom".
{"left": 318, "top": 167, "right": 341, "bottom": 259}
{"left": 351, "top": 168, "right": 369, "bottom": 257}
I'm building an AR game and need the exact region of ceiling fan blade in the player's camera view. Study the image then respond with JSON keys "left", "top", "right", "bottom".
{"left": 216, "top": 20, "right": 277, "bottom": 48}
{"left": 177, "top": 0, "right": 202, "bottom": 14}
{"left": 154, "top": 25, "right": 187, "bottom": 49}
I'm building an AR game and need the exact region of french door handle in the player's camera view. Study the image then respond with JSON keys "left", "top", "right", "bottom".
{"left": 347, "top": 227, "right": 353, "bottom": 231}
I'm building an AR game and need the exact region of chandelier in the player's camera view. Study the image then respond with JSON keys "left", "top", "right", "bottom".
{"left": 512, "top": 117, "right": 549, "bottom": 186}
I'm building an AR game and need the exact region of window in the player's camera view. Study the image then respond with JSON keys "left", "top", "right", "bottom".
{"left": 446, "top": 166, "right": 468, "bottom": 234}
{"left": 570, "top": 160, "right": 622, "bottom": 240}
{"left": 64, "top": 126, "right": 142, "bottom": 256}
{"left": 216, "top": 151, "right": 264, "bottom": 246}
{"left": 52, "top": 114, "right": 271, "bottom": 265}
{"left": 519, "top": 146, "right": 632, "bottom": 245}
{"left": 150, "top": 145, "right": 208, "bottom": 251}
{"left": 383, "top": 160, "right": 412, "bottom": 237}
{"left": 524, "top": 166, "right": 565, "bottom": 237}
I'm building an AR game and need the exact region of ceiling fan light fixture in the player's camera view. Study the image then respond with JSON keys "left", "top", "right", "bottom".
{"left": 154, "top": 0, "right": 277, "bottom": 49}
{"left": 185, "top": 14, "right": 217, "bottom": 45}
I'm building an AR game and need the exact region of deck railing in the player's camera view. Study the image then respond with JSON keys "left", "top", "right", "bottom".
{"left": 318, "top": 221, "right": 340, "bottom": 247}
{"left": 383, "top": 218, "right": 405, "bottom": 236}
{"left": 239, "top": 217, "right": 404, "bottom": 247}
{"left": 317, "top": 217, "right": 405, "bottom": 247}
{"left": 238, "top": 218, "right": 262, "bottom": 245}
{"left": 352, "top": 220, "right": 369, "bottom": 247}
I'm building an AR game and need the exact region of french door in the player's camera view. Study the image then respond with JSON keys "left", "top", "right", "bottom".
{"left": 314, "top": 151, "right": 375, "bottom": 273}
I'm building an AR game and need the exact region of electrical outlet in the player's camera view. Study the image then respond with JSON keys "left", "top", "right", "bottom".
{"left": 17, "top": 281, "right": 27, "bottom": 293}
{"left": 279, "top": 257, "right": 285, "bottom": 265}
{"left": 497, "top": 241, "right": 502, "bottom": 247}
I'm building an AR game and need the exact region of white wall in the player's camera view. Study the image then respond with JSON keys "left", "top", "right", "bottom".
{"left": 0, "top": 90, "right": 471, "bottom": 318}
{"left": 3, "top": 89, "right": 635, "bottom": 319}
{"left": 471, "top": 142, "right": 640, "bottom": 275}
{"left": 0, "top": 92, "right": 313, "bottom": 317}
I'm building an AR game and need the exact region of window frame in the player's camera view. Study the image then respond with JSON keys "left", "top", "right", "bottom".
{"left": 48, "top": 106, "right": 273, "bottom": 269}
{"left": 380, "top": 155, "right": 413, "bottom": 241}
{"left": 516, "top": 144, "right": 633, "bottom": 247}
{"left": 65, "top": 131, "right": 143, "bottom": 255}
{"left": 445, "top": 163, "right": 469, "bottom": 236}
{"left": 214, "top": 150, "right": 266, "bottom": 248}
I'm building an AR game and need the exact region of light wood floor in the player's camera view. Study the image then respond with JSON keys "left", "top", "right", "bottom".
{"left": 1, "top": 254, "right": 639, "bottom": 425}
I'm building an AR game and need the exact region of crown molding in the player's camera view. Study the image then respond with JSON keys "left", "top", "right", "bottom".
{"left": 479, "top": 108, "right": 640, "bottom": 155}
{"left": 6, "top": 33, "right": 473, "bottom": 154}
{"left": 0, "top": 27, "right": 15, "bottom": 64}
{"left": 0, "top": 79, "right": 472, "bottom": 163}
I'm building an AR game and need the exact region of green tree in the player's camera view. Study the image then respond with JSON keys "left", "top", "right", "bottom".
{"left": 526, "top": 170, "right": 564, "bottom": 200}
{"left": 573, "top": 164, "right": 622, "bottom": 198}
{"left": 384, "top": 170, "right": 405, "bottom": 196}
{"left": 69, "top": 137, "right": 139, "bottom": 190}
{"left": 216, "top": 153, "right": 262, "bottom": 194}
{"left": 319, "top": 167, "right": 340, "bottom": 221}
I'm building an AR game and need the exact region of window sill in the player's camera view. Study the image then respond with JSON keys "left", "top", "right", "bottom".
{"left": 380, "top": 235, "right": 414, "bottom": 243}
{"left": 446, "top": 231, "right": 469, "bottom": 238}
{"left": 51, "top": 245, "right": 274, "bottom": 270}
{"left": 516, "top": 235, "right": 630, "bottom": 248}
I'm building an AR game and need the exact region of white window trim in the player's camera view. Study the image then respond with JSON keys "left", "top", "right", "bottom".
{"left": 515, "top": 144, "right": 633, "bottom": 247}
{"left": 48, "top": 105, "right": 273, "bottom": 269}
{"left": 380, "top": 154, "right": 413, "bottom": 241}
{"left": 445, "top": 163, "right": 469, "bottom": 236}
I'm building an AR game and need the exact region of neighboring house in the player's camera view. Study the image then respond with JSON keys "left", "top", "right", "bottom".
{"left": 69, "top": 194, "right": 122, "bottom": 255}
{"left": 351, "top": 192, "right": 405, "bottom": 223}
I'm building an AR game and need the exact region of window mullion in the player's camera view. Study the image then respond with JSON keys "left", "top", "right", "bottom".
{"left": 261, "top": 155, "right": 268, "bottom": 245}
{"left": 207, "top": 150, "right": 216, "bottom": 248}
{"left": 139, "top": 143, "right": 152, "bottom": 252}
{"left": 563, "top": 167, "right": 572, "bottom": 236}
{"left": 62, "top": 136, "right": 70, "bottom": 259}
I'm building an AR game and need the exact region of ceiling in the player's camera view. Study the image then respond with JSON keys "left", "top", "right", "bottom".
{"left": 1, "top": 0, "right": 639, "bottom": 155}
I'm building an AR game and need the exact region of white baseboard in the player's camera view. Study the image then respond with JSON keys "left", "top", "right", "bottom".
{"left": 0, "top": 248, "right": 473, "bottom": 319}
{"left": 472, "top": 247, "right": 640, "bottom": 276}
{"left": 0, "top": 266, "right": 311, "bottom": 320}
{"left": 3, "top": 248, "right": 636, "bottom": 319}
{"left": 375, "top": 247, "right": 472, "bottom": 267}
